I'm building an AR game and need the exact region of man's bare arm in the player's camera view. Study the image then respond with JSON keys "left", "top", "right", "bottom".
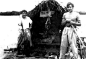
{"left": 70, "top": 13, "right": 81, "bottom": 26}
{"left": 61, "top": 14, "right": 66, "bottom": 25}
{"left": 29, "top": 23, "right": 32, "bottom": 29}
{"left": 29, "top": 20, "right": 33, "bottom": 29}
{"left": 70, "top": 21, "right": 81, "bottom": 26}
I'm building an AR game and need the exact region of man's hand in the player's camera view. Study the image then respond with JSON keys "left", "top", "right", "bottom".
{"left": 70, "top": 21, "right": 75, "bottom": 24}
{"left": 66, "top": 20, "right": 71, "bottom": 23}
{"left": 18, "top": 23, "right": 22, "bottom": 26}
{"left": 70, "top": 21, "right": 81, "bottom": 26}
{"left": 18, "top": 24, "right": 21, "bottom": 26}
{"left": 29, "top": 27, "right": 32, "bottom": 30}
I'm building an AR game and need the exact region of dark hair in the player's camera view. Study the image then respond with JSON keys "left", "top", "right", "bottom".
{"left": 21, "top": 10, "right": 27, "bottom": 14}
{"left": 67, "top": 2, "right": 74, "bottom": 8}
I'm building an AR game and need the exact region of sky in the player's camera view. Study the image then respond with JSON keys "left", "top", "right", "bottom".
{"left": 0, "top": 0, "right": 86, "bottom": 12}
{"left": 0, "top": 0, "right": 86, "bottom": 50}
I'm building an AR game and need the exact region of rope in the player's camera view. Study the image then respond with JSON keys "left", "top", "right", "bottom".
{"left": 71, "top": 25, "right": 85, "bottom": 49}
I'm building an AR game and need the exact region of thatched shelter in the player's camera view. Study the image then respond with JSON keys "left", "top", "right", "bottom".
{"left": 25, "top": 0, "right": 66, "bottom": 56}
{"left": 28, "top": 0, "right": 65, "bottom": 45}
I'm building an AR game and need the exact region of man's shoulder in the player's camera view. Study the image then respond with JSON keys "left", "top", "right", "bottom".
{"left": 73, "top": 11, "right": 80, "bottom": 15}
{"left": 19, "top": 15, "right": 22, "bottom": 18}
{"left": 64, "top": 12, "right": 79, "bottom": 14}
{"left": 26, "top": 16, "right": 32, "bottom": 20}
{"left": 26, "top": 17, "right": 32, "bottom": 22}
{"left": 63, "top": 12, "right": 69, "bottom": 15}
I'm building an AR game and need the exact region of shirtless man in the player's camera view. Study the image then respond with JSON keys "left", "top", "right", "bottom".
{"left": 59, "top": 2, "right": 81, "bottom": 59}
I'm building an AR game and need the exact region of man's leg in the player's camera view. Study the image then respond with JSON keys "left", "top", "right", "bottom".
{"left": 26, "top": 29, "right": 32, "bottom": 46}
{"left": 71, "top": 32, "right": 78, "bottom": 59}
{"left": 59, "top": 27, "right": 68, "bottom": 59}
{"left": 68, "top": 28, "right": 78, "bottom": 59}
{"left": 17, "top": 29, "right": 23, "bottom": 55}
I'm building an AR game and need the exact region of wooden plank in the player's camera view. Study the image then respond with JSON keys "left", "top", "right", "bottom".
{"left": 40, "top": 11, "right": 54, "bottom": 17}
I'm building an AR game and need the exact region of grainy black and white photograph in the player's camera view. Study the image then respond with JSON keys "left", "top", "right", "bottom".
{"left": 0, "top": 0, "right": 86, "bottom": 59}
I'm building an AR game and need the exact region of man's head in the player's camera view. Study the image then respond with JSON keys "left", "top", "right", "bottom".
{"left": 21, "top": 10, "right": 27, "bottom": 19}
{"left": 66, "top": 2, "right": 74, "bottom": 12}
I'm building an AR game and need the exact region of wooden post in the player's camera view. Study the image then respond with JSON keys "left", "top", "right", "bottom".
{"left": 40, "top": 9, "right": 54, "bottom": 29}
{"left": 40, "top": 9, "right": 54, "bottom": 37}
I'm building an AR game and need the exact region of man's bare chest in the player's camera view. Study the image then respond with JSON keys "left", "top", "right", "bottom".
{"left": 65, "top": 13, "right": 77, "bottom": 21}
